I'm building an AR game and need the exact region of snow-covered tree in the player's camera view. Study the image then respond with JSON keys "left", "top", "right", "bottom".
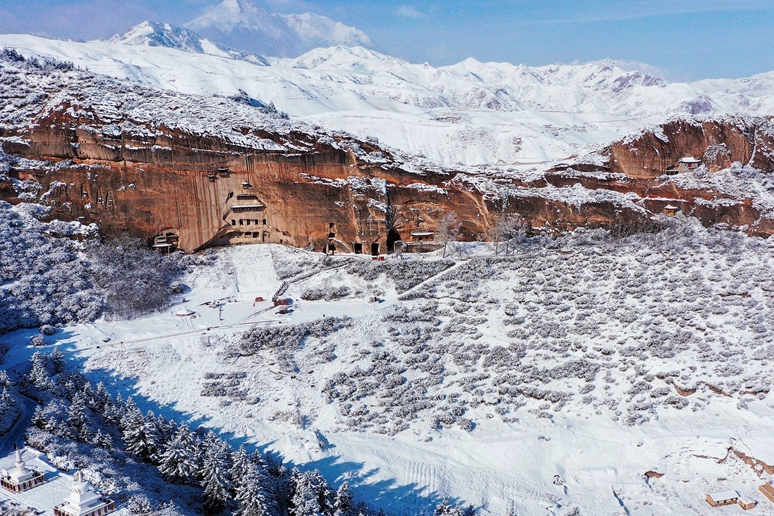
{"left": 0, "top": 369, "right": 13, "bottom": 389}
{"left": 92, "top": 428, "right": 113, "bottom": 448}
{"left": 231, "top": 445, "right": 253, "bottom": 490}
{"left": 123, "top": 409, "right": 161, "bottom": 462}
{"left": 0, "top": 387, "right": 15, "bottom": 417}
{"left": 31, "top": 405, "right": 46, "bottom": 428}
{"left": 434, "top": 500, "right": 463, "bottom": 516}
{"left": 66, "top": 393, "right": 90, "bottom": 441}
{"left": 200, "top": 432, "right": 234, "bottom": 510}
{"left": 157, "top": 424, "right": 198, "bottom": 482}
{"left": 333, "top": 481, "right": 354, "bottom": 516}
{"left": 236, "top": 465, "right": 269, "bottom": 516}
{"left": 291, "top": 468, "right": 333, "bottom": 516}
{"left": 49, "top": 347, "right": 65, "bottom": 374}
{"left": 27, "top": 351, "right": 53, "bottom": 392}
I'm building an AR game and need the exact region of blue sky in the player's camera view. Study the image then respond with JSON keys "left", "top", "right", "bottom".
{"left": 0, "top": 0, "right": 772, "bottom": 79}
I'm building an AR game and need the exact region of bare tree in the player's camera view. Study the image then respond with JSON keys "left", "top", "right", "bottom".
{"left": 491, "top": 212, "right": 528, "bottom": 255}
{"left": 435, "top": 211, "right": 461, "bottom": 258}
{"left": 498, "top": 213, "right": 529, "bottom": 254}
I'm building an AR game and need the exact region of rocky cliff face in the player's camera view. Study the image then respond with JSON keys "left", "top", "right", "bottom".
{"left": 607, "top": 117, "right": 774, "bottom": 178}
{"left": 3, "top": 55, "right": 774, "bottom": 253}
{"left": 2, "top": 110, "right": 493, "bottom": 253}
{"left": 0, "top": 56, "right": 498, "bottom": 253}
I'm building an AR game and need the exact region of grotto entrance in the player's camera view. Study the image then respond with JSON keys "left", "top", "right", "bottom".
{"left": 371, "top": 242, "right": 380, "bottom": 256}
{"left": 387, "top": 229, "right": 401, "bottom": 253}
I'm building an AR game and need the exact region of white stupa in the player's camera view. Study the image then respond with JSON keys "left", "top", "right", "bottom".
{"left": 54, "top": 471, "right": 115, "bottom": 516}
{"left": 1, "top": 446, "right": 46, "bottom": 492}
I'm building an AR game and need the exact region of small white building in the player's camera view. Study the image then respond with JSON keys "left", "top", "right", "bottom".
{"left": 0, "top": 447, "right": 46, "bottom": 493}
{"left": 53, "top": 471, "right": 116, "bottom": 516}
{"left": 706, "top": 490, "right": 739, "bottom": 507}
{"left": 738, "top": 495, "right": 757, "bottom": 510}
{"left": 664, "top": 204, "right": 680, "bottom": 217}
{"left": 678, "top": 156, "right": 701, "bottom": 172}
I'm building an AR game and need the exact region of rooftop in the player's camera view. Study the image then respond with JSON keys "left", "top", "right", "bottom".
{"left": 708, "top": 490, "right": 739, "bottom": 501}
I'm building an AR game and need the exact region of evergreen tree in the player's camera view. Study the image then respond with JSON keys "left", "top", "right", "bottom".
{"left": 44, "top": 414, "right": 59, "bottom": 434}
{"left": 291, "top": 468, "right": 333, "bottom": 516}
{"left": 0, "top": 369, "right": 13, "bottom": 389}
{"left": 155, "top": 414, "right": 177, "bottom": 443}
{"left": 236, "top": 465, "right": 269, "bottom": 516}
{"left": 157, "top": 424, "right": 198, "bottom": 482}
{"left": 49, "top": 347, "right": 65, "bottom": 374}
{"left": 123, "top": 410, "right": 161, "bottom": 462}
{"left": 27, "top": 351, "right": 52, "bottom": 392}
{"left": 231, "top": 445, "right": 253, "bottom": 491}
{"left": 434, "top": 500, "right": 464, "bottom": 516}
{"left": 94, "top": 382, "right": 111, "bottom": 409}
{"left": 200, "top": 432, "right": 234, "bottom": 510}
{"left": 32, "top": 405, "right": 46, "bottom": 428}
{"left": 333, "top": 482, "right": 354, "bottom": 516}
{"left": 93, "top": 428, "right": 113, "bottom": 448}
{"left": 66, "top": 393, "right": 90, "bottom": 441}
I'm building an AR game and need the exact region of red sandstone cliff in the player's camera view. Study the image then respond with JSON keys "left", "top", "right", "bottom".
{"left": 607, "top": 117, "right": 774, "bottom": 178}
{"left": 3, "top": 57, "right": 774, "bottom": 253}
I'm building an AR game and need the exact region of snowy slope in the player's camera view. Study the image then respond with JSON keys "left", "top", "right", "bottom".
{"left": 186, "top": 0, "right": 373, "bottom": 58}
{"left": 4, "top": 229, "right": 774, "bottom": 515}
{"left": 2, "top": 35, "right": 774, "bottom": 166}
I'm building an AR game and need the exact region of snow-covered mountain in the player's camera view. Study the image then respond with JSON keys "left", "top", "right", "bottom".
{"left": 3, "top": 34, "right": 774, "bottom": 167}
{"left": 185, "top": 0, "right": 373, "bottom": 58}
{"left": 109, "top": 21, "right": 269, "bottom": 65}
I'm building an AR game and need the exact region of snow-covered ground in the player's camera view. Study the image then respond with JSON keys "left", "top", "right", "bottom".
{"left": 3, "top": 227, "right": 774, "bottom": 515}
{"left": 0, "top": 448, "right": 131, "bottom": 515}
{"left": 3, "top": 34, "right": 774, "bottom": 167}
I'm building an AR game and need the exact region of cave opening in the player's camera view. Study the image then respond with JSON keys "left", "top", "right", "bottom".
{"left": 387, "top": 229, "right": 401, "bottom": 253}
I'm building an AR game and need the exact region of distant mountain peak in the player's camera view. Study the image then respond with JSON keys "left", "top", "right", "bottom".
{"left": 185, "top": 0, "right": 374, "bottom": 57}
{"left": 109, "top": 21, "right": 269, "bottom": 66}
{"left": 109, "top": 21, "right": 205, "bottom": 54}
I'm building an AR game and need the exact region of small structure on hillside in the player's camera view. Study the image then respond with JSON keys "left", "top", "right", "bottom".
{"left": 738, "top": 495, "right": 757, "bottom": 510}
{"left": 664, "top": 204, "right": 680, "bottom": 217}
{"left": 53, "top": 470, "right": 116, "bottom": 516}
{"left": 152, "top": 232, "right": 179, "bottom": 254}
{"left": 410, "top": 230, "right": 434, "bottom": 243}
{"left": 760, "top": 482, "right": 774, "bottom": 503}
{"left": 677, "top": 156, "right": 701, "bottom": 172}
{"left": 706, "top": 490, "right": 739, "bottom": 507}
{"left": 175, "top": 307, "right": 195, "bottom": 317}
{"left": 0, "top": 447, "right": 46, "bottom": 493}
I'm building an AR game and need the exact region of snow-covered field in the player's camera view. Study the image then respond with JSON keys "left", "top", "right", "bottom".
{"left": 4, "top": 222, "right": 774, "bottom": 515}
{"left": 3, "top": 34, "right": 774, "bottom": 167}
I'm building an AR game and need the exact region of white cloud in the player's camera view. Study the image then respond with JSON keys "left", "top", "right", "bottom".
{"left": 396, "top": 5, "right": 425, "bottom": 18}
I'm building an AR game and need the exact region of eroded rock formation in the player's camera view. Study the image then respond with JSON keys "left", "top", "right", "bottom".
{"left": 607, "top": 117, "right": 774, "bottom": 178}
{"left": 3, "top": 56, "right": 774, "bottom": 253}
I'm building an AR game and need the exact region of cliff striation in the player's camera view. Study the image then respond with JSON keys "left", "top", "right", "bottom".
{"left": 3, "top": 54, "right": 774, "bottom": 253}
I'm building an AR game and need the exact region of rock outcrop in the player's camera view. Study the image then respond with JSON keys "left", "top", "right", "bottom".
{"left": 607, "top": 117, "right": 774, "bottom": 178}
{"left": 3, "top": 55, "right": 774, "bottom": 253}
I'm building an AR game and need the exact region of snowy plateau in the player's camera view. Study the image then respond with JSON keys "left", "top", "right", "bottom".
{"left": 3, "top": 5, "right": 774, "bottom": 516}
